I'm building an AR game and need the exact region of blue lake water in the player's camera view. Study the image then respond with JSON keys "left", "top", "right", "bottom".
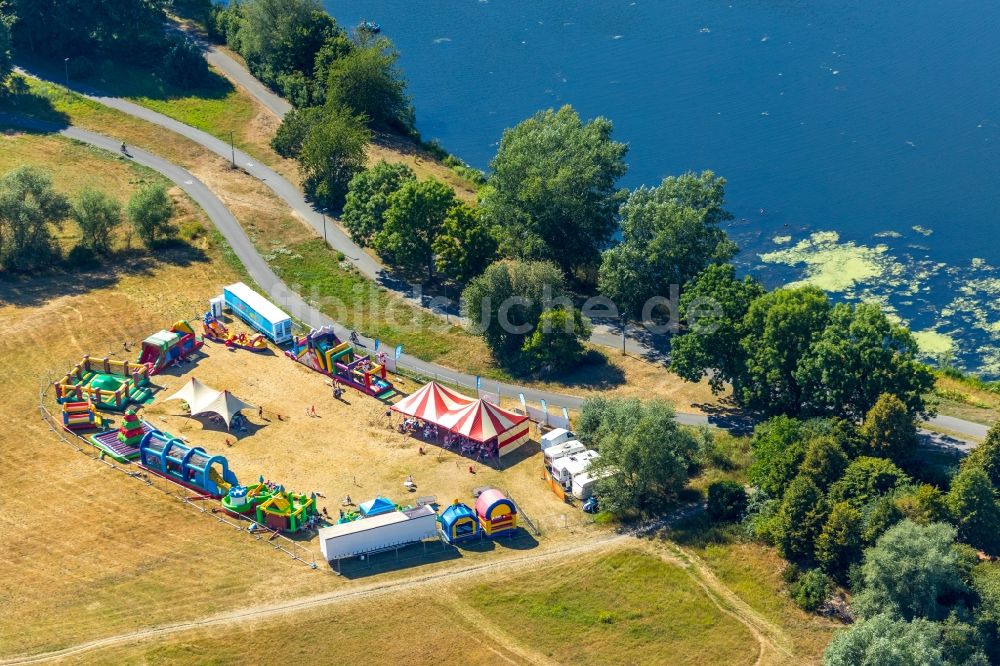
{"left": 326, "top": 0, "right": 1000, "bottom": 373}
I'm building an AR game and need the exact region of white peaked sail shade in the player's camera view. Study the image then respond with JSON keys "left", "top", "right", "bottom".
{"left": 166, "top": 378, "right": 255, "bottom": 429}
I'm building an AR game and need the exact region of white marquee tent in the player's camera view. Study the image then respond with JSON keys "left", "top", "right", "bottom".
{"left": 166, "top": 378, "right": 254, "bottom": 429}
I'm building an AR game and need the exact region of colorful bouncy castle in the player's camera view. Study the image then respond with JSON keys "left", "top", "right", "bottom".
{"left": 138, "top": 320, "right": 203, "bottom": 375}
{"left": 138, "top": 431, "right": 238, "bottom": 497}
{"left": 221, "top": 482, "right": 317, "bottom": 533}
{"left": 53, "top": 355, "right": 152, "bottom": 410}
{"left": 438, "top": 501, "right": 479, "bottom": 543}
{"left": 62, "top": 401, "right": 101, "bottom": 431}
{"left": 475, "top": 489, "right": 518, "bottom": 537}
{"left": 285, "top": 325, "right": 394, "bottom": 399}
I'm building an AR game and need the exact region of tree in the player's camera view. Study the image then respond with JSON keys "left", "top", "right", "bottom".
{"left": 747, "top": 416, "right": 812, "bottom": 498}
{"left": 670, "top": 263, "right": 765, "bottom": 394}
{"left": 973, "top": 565, "right": 1000, "bottom": 664}
{"left": 298, "top": 106, "right": 370, "bottom": 210}
{"left": 341, "top": 160, "right": 415, "bottom": 245}
{"left": 271, "top": 107, "right": 323, "bottom": 159}
{"left": 126, "top": 183, "right": 173, "bottom": 246}
{"left": 947, "top": 467, "right": 1000, "bottom": 557}
{"left": 325, "top": 38, "right": 413, "bottom": 132}
{"left": 828, "top": 457, "right": 910, "bottom": 510}
{"left": 895, "top": 484, "right": 949, "bottom": 525}
{"left": 824, "top": 614, "right": 949, "bottom": 666}
{"left": 0, "top": 166, "right": 70, "bottom": 271}
{"left": 598, "top": 172, "right": 737, "bottom": 320}
{"left": 799, "top": 436, "right": 849, "bottom": 489}
{"left": 520, "top": 307, "right": 590, "bottom": 376}
{"left": 816, "top": 502, "right": 864, "bottom": 581}
{"left": 10, "top": 0, "right": 170, "bottom": 60}
{"left": 161, "top": 36, "right": 209, "bottom": 88}
{"left": 707, "top": 480, "right": 748, "bottom": 523}
{"left": 585, "top": 398, "right": 703, "bottom": 515}
{"left": 232, "top": 0, "right": 343, "bottom": 98}
{"left": 72, "top": 189, "right": 121, "bottom": 254}
{"left": 480, "top": 105, "right": 628, "bottom": 274}
{"left": 861, "top": 393, "right": 920, "bottom": 465}
{"left": 852, "top": 521, "right": 969, "bottom": 621}
{"left": 962, "top": 421, "right": 1000, "bottom": 487}
{"left": 774, "top": 475, "right": 829, "bottom": 562}
{"left": 373, "top": 178, "right": 456, "bottom": 278}
{"left": 796, "top": 303, "right": 933, "bottom": 419}
{"left": 739, "top": 286, "right": 832, "bottom": 416}
{"left": 432, "top": 204, "right": 498, "bottom": 284}
{"left": 0, "top": 10, "right": 13, "bottom": 90}
{"left": 462, "top": 259, "right": 568, "bottom": 365}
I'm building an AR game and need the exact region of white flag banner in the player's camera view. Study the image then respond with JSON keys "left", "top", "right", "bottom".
{"left": 384, "top": 357, "right": 397, "bottom": 373}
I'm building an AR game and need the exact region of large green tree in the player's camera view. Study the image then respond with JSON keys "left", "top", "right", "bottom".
{"left": 947, "top": 467, "right": 1000, "bottom": 557}
{"left": 739, "top": 286, "right": 832, "bottom": 416}
{"left": 795, "top": 303, "right": 933, "bottom": 418}
{"left": 373, "top": 178, "right": 456, "bottom": 278}
{"left": 852, "top": 521, "right": 969, "bottom": 622}
{"left": 824, "top": 614, "right": 952, "bottom": 666}
{"left": 748, "top": 416, "right": 850, "bottom": 499}
{"left": 670, "top": 263, "right": 765, "bottom": 394}
{"left": 0, "top": 166, "right": 70, "bottom": 271}
{"left": 341, "top": 160, "right": 415, "bottom": 245}
{"left": 799, "top": 436, "right": 849, "bottom": 490}
{"left": 584, "top": 397, "right": 703, "bottom": 514}
{"left": 461, "top": 259, "right": 567, "bottom": 364}
{"left": 72, "top": 188, "right": 121, "bottom": 254}
{"left": 598, "top": 171, "right": 737, "bottom": 319}
{"left": 298, "top": 106, "right": 370, "bottom": 210}
{"left": 432, "top": 203, "right": 498, "bottom": 284}
{"left": 480, "top": 105, "right": 628, "bottom": 274}
{"left": 325, "top": 37, "right": 413, "bottom": 132}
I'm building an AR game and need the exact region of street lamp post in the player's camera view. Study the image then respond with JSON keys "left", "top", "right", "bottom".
{"left": 64, "top": 57, "right": 70, "bottom": 86}
{"left": 229, "top": 130, "right": 236, "bottom": 168}
{"left": 321, "top": 214, "right": 327, "bottom": 243}
{"left": 621, "top": 314, "right": 627, "bottom": 355}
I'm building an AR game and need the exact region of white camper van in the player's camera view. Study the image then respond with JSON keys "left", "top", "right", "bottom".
{"left": 543, "top": 439, "right": 587, "bottom": 471}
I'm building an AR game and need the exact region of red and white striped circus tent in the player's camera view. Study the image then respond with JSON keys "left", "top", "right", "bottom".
{"left": 391, "top": 381, "right": 475, "bottom": 421}
{"left": 391, "top": 382, "right": 532, "bottom": 457}
{"left": 438, "top": 399, "right": 531, "bottom": 457}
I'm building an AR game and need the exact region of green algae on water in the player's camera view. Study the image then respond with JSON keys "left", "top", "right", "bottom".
{"left": 758, "top": 231, "right": 899, "bottom": 292}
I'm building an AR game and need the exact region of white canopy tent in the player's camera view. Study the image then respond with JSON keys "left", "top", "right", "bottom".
{"left": 166, "top": 378, "right": 254, "bottom": 429}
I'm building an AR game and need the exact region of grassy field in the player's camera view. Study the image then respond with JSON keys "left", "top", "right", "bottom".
{"left": 466, "top": 547, "right": 758, "bottom": 665}
{"left": 45, "top": 544, "right": 784, "bottom": 665}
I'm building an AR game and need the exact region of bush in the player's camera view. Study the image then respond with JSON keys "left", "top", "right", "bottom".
{"left": 791, "top": 569, "right": 831, "bottom": 612}
{"left": 72, "top": 188, "right": 121, "bottom": 254}
{"left": 127, "top": 183, "right": 173, "bottom": 247}
{"left": 707, "top": 480, "right": 748, "bottom": 523}
{"left": 162, "top": 36, "right": 209, "bottom": 88}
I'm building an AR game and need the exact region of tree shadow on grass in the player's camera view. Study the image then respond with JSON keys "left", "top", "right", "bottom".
{"left": 0, "top": 243, "right": 211, "bottom": 308}
{"left": 16, "top": 50, "right": 235, "bottom": 104}
{"left": 522, "top": 348, "right": 627, "bottom": 391}
{"left": 0, "top": 88, "right": 71, "bottom": 131}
